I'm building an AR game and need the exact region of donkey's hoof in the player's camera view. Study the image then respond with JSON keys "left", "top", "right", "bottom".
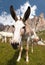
{"left": 17, "top": 60, "right": 20, "bottom": 62}
{"left": 17, "top": 57, "right": 21, "bottom": 62}
{"left": 17, "top": 59, "right": 20, "bottom": 62}
{"left": 31, "top": 49, "right": 33, "bottom": 53}
{"left": 26, "top": 59, "right": 29, "bottom": 62}
{"left": 26, "top": 58, "right": 29, "bottom": 62}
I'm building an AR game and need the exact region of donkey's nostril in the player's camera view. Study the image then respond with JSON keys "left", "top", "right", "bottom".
{"left": 15, "top": 42, "right": 19, "bottom": 47}
{"left": 11, "top": 42, "right": 19, "bottom": 49}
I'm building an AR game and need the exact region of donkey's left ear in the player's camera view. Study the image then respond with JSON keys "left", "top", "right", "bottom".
{"left": 23, "top": 6, "right": 31, "bottom": 22}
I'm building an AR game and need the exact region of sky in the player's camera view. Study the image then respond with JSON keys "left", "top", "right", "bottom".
{"left": 0, "top": 0, "right": 45, "bottom": 25}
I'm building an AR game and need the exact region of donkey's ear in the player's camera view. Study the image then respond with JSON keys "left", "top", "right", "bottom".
{"left": 10, "top": 5, "right": 18, "bottom": 21}
{"left": 23, "top": 6, "right": 31, "bottom": 22}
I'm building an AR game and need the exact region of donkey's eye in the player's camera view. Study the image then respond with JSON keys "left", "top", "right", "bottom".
{"left": 22, "top": 26, "right": 25, "bottom": 29}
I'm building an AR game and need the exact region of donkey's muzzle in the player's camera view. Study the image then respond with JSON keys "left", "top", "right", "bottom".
{"left": 11, "top": 42, "right": 19, "bottom": 49}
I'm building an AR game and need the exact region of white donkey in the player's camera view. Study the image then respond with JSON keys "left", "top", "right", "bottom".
{"left": 10, "top": 5, "right": 31, "bottom": 62}
{"left": 10, "top": 5, "right": 45, "bottom": 62}
{"left": 0, "top": 31, "right": 13, "bottom": 43}
{"left": 30, "top": 28, "right": 45, "bottom": 53}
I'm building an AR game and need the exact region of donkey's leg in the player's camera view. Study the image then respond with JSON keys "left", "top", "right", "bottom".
{"left": 5, "top": 36, "right": 7, "bottom": 43}
{"left": 26, "top": 37, "right": 30, "bottom": 62}
{"left": 31, "top": 43, "right": 33, "bottom": 53}
{"left": 26, "top": 43, "right": 29, "bottom": 62}
{"left": 2, "top": 37, "right": 5, "bottom": 43}
{"left": 17, "top": 44, "right": 23, "bottom": 62}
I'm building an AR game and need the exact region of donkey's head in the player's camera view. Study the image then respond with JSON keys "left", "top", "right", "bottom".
{"left": 10, "top": 5, "right": 31, "bottom": 46}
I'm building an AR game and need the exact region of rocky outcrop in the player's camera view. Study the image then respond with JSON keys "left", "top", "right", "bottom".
{"left": 0, "top": 23, "right": 5, "bottom": 31}
{"left": 0, "top": 13, "right": 45, "bottom": 32}
{"left": 27, "top": 13, "right": 45, "bottom": 31}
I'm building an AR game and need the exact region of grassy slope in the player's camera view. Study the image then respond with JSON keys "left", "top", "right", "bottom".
{"left": 37, "top": 30, "right": 45, "bottom": 40}
{"left": 0, "top": 30, "right": 45, "bottom": 65}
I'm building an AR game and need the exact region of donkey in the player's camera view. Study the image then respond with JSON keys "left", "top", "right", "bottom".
{"left": 29, "top": 28, "right": 45, "bottom": 53}
{"left": 10, "top": 5, "right": 31, "bottom": 62}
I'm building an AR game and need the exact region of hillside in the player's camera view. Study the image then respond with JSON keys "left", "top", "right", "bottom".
{"left": 0, "top": 30, "right": 45, "bottom": 65}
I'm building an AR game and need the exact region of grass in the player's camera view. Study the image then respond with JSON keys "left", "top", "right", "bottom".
{"left": 0, "top": 30, "right": 45, "bottom": 65}
{"left": 0, "top": 43, "right": 45, "bottom": 65}
{"left": 37, "top": 30, "right": 45, "bottom": 40}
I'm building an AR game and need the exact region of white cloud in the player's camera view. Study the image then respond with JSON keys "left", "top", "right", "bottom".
{"left": 0, "top": 1, "right": 37, "bottom": 25}
{"left": 0, "top": 11, "right": 15, "bottom": 25}
{"left": 16, "top": 1, "right": 37, "bottom": 19}
{"left": 30, "top": 5, "right": 37, "bottom": 18}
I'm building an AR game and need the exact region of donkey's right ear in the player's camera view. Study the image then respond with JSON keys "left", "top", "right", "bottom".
{"left": 23, "top": 6, "right": 31, "bottom": 22}
{"left": 10, "top": 5, "right": 18, "bottom": 21}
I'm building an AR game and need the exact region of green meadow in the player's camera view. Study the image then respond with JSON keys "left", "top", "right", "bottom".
{"left": 0, "top": 30, "right": 45, "bottom": 65}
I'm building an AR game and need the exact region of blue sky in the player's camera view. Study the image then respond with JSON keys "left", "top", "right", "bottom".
{"left": 0, "top": 0, "right": 45, "bottom": 16}
{"left": 0, "top": 0, "right": 45, "bottom": 25}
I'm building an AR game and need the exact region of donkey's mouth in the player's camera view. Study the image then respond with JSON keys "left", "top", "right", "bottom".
{"left": 11, "top": 42, "right": 19, "bottom": 49}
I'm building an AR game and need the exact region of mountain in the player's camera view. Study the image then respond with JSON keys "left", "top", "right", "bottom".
{"left": 0, "top": 13, "right": 45, "bottom": 32}
{"left": 0, "top": 23, "right": 5, "bottom": 31}
{"left": 27, "top": 13, "right": 45, "bottom": 31}
{"left": 3, "top": 25, "right": 15, "bottom": 33}
{"left": 0, "top": 24, "right": 15, "bottom": 33}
